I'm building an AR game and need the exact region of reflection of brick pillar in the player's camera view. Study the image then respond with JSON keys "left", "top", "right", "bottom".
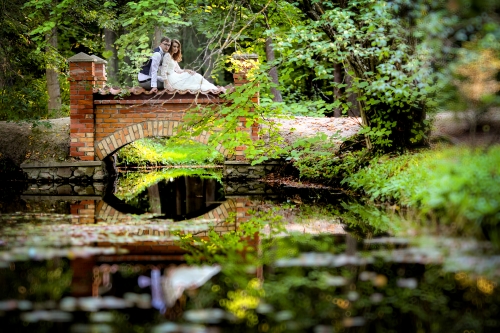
{"left": 232, "top": 54, "right": 259, "bottom": 161}
{"left": 70, "top": 200, "right": 96, "bottom": 224}
{"left": 67, "top": 52, "right": 99, "bottom": 161}
{"left": 71, "top": 257, "right": 96, "bottom": 297}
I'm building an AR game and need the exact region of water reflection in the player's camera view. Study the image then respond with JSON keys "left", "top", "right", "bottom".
{"left": 110, "top": 175, "right": 224, "bottom": 221}
{"left": 1, "top": 175, "right": 500, "bottom": 332}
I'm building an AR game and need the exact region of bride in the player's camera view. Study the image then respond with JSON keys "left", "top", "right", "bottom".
{"left": 160, "top": 39, "right": 226, "bottom": 94}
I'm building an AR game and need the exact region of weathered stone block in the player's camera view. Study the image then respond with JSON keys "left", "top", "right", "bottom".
{"left": 39, "top": 171, "right": 53, "bottom": 181}
{"left": 56, "top": 184, "right": 73, "bottom": 195}
{"left": 73, "top": 168, "right": 87, "bottom": 178}
{"left": 56, "top": 167, "right": 73, "bottom": 179}
{"left": 94, "top": 183, "right": 105, "bottom": 195}
{"left": 93, "top": 170, "right": 105, "bottom": 180}
{"left": 25, "top": 169, "right": 40, "bottom": 180}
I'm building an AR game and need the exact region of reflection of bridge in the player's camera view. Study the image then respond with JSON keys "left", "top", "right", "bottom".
{"left": 67, "top": 53, "right": 259, "bottom": 162}
{"left": 67, "top": 194, "right": 258, "bottom": 296}
{"left": 66, "top": 194, "right": 255, "bottom": 272}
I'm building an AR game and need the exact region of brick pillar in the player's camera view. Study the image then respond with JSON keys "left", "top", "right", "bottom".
{"left": 67, "top": 52, "right": 98, "bottom": 161}
{"left": 232, "top": 54, "right": 259, "bottom": 161}
{"left": 90, "top": 55, "right": 108, "bottom": 88}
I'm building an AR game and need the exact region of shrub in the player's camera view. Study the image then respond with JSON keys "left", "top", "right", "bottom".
{"left": 345, "top": 145, "right": 500, "bottom": 233}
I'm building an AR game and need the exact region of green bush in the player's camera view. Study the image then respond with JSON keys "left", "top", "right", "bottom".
{"left": 0, "top": 79, "right": 49, "bottom": 121}
{"left": 345, "top": 145, "right": 500, "bottom": 232}
{"left": 116, "top": 137, "right": 224, "bottom": 167}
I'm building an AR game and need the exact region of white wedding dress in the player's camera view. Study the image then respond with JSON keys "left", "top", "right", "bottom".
{"left": 160, "top": 53, "right": 225, "bottom": 94}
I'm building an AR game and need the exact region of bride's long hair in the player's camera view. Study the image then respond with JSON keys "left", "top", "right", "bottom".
{"left": 169, "top": 39, "right": 183, "bottom": 62}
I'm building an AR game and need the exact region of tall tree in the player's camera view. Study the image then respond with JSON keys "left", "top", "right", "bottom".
{"left": 45, "top": 26, "right": 61, "bottom": 114}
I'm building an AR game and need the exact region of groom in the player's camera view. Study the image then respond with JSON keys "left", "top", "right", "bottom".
{"left": 138, "top": 37, "right": 171, "bottom": 93}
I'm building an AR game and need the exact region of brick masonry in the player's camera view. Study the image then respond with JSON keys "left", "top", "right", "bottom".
{"left": 63, "top": 196, "right": 256, "bottom": 257}
{"left": 67, "top": 52, "right": 260, "bottom": 162}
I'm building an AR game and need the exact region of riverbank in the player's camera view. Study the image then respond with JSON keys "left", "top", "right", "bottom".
{"left": 342, "top": 145, "right": 500, "bottom": 240}
{"left": 0, "top": 111, "right": 498, "bottom": 179}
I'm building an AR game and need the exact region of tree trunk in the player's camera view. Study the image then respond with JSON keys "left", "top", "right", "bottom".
{"left": 46, "top": 27, "right": 61, "bottom": 114}
{"left": 147, "top": 183, "right": 162, "bottom": 214}
{"left": 265, "top": 37, "right": 283, "bottom": 102}
{"left": 153, "top": 27, "right": 162, "bottom": 47}
{"left": 120, "top": 27, "right": 133, "bottom": 86}
{"left": 104, "top": 28, "right": 119, "bottom": 84}
{"left": 334, "top": 63, "right": 343, "bottom": 117}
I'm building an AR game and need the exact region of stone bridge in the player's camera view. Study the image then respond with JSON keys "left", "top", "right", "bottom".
{"left": 67, "top": 52, "right": 259, "bottom": 163}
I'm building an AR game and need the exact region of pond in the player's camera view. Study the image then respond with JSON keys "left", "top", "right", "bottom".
{"left": 0, "top": 171, "right": 499, "bottom": 333}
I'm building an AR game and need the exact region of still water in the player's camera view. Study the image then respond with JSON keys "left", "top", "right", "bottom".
{"left": 1, "top": 171, "right": 500, "bottom": 333}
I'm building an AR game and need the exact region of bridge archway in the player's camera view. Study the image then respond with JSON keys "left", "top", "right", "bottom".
{"left": 95, "top": 120, "right": 228, "bottom": 160}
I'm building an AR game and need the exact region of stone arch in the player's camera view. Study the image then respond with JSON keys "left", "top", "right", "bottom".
{"left": 94, "top": 120, "right": 229, "bottom": 160}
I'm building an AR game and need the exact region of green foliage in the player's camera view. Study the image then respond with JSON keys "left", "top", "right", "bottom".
{"left": 0, "top": 79, "right": 49, "bottom": 121}
{"left": 0, "top": 261, "right": 72, "bottom": 302}
{"left": 178, "top": 59, "right": 288, "bottom": 162}
{"left": 345, "top": 145, "right": 500, "bottom": 234}
{"left": 288, "top": 134, "right": 370, "bottom": 183}
{"left": 336, "top": 201, "right": 403, "bottom": 238}
{"left": 175, "top": 207, "right": 287, "bottom": 270}
{"left": 116, "top": 137, "right": 224, "bottom": 167}
{"left": 275, "top": 0, "right": 438, "bottom": 151}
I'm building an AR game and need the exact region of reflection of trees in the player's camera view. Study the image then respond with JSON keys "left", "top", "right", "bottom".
{"left": 180, "top": 231, "right": 500, "bottom": 332}
{"left": 114, "top": 169, "right": 222, "bottom": 202}
{"left": 0, "top": 259, "right": 71, "bottom": 302}
{"left": 110, "top": 172, "right": 224, "bottom": 221}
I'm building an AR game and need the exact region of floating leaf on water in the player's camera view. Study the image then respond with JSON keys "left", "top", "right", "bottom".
{"left": 70, "top": 323, "right": 113, "bottom": 333}
{"left": 184, "top": 308, "right": 227, "bottom": 324}
{"left": 123, "top": 292, "right": 140, "bottom": 302}
{"left": 90, "top": 311, "right": 114, "bottom": 322}
{"left": 364, "top": 237, "right": 409, "bottom": 245}
{"left": 313, "top": 325, "right": 334, "bottom": 333}
{"left": 20, "top": 310, "right": 73, "bottom": 323}
{"left": 60, "top": 297, "right": 78, "bottom": 311}
{"left": 274, "top": 253, "right": 374, "bottom": 268}
{"left": 256, "top": 302, "right": 274, "bottom": 314}
{"left": 152, "top": 322, "right": 211, "bottom": 333}
{"left": 78, "top": 297, "right": 100, "bottom": 312}
{"left": 347, "top": 291, "right": 359, "bottom": 301}
{"left": 93, "top": 296, "right": 132, "bottom": 309}
{"left": 151, "top": 322, "right": 180, "bottom": 333}
{"left": 0, "top": 300, "right": 17, "bottom": 311}
{"left": 17, "top": 300, "right": 33, "bottom": 311}
{"left": 359, "top": 271, "right": 377, "bottom": 281}
{"left": 274, "top": 310, "right": 294, "bottom": 321}
{"left": 397, "top": 278, "right": 418, "bottom": 289}
{"left": 332, "top": 254, "right": 374, "bottom": 267}
{"left": 343, "top": 317, "right": 366, "bottom": 327}
{"left": 324, "top": 274, "right": 348, "bottom": 286}
{"left": 370, "top": 293, "right": 384, "bottom": 303}
{"left": 274, "top": 252, "right": 333, "bottom": 267}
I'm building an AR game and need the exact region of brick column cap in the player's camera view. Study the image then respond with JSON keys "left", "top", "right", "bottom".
{"left": 67, "top": 52, "right": 96, "bottom": 63}
{"left": 90, "top": 55, "right": 108, "bottom": 65}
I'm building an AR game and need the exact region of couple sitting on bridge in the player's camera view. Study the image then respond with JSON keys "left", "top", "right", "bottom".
{"left": 138, "top": 37, "right": 227, "bottom": 94}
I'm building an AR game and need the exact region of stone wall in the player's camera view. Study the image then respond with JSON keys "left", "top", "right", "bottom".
{"left": 21, "top": 161, "right": 107, "bottom": 184}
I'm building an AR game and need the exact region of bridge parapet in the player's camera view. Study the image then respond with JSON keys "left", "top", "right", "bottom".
{"left": 67, "top": 52, "right": 259, "bottom": 162}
